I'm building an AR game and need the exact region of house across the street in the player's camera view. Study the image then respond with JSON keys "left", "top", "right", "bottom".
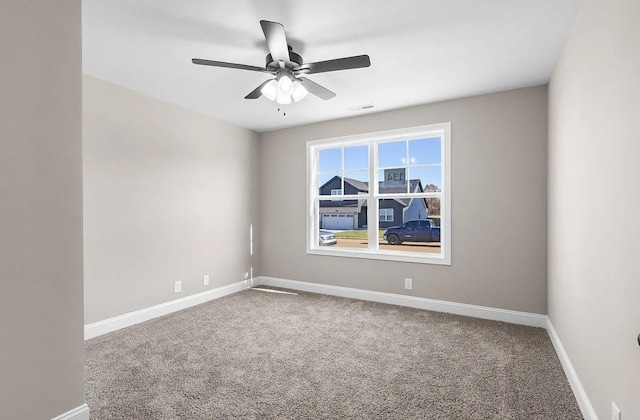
{"left": 319, "top": 176, "right": 430, "bottom": 230}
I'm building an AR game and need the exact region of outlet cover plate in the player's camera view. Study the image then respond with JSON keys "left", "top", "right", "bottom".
{"left": 174, "top": 281, "right": 182, "bottom": 293}
{"left": 404, "top": 278, "right": 412, "bottom": 290}
{"left": 612, "top": 402, "right": 621, "bottom": 420}
{"left": 204, "top": 275, "right": 209, "bottom": 286}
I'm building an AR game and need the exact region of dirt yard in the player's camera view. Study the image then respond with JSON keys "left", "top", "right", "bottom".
{"left": 335, "top": 238, "right": 441, "bottom": 254}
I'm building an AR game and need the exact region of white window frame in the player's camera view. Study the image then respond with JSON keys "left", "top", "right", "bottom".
{"left": 379, "top": 208, "right": 394, "bottom": 222}
{"left": 307, "top": 123, "right": 451, "bottom": 265}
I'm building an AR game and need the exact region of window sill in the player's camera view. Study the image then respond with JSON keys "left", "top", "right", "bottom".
{"left": 307, "top": 246, "right": 451, "bottom": 265}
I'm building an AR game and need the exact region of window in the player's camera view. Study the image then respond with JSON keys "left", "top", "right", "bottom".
{"left": 307, "top": 123, "right": 451, "bottom": 265}
{"left": 379, "top": 208, "right": 394, "bottom": 222}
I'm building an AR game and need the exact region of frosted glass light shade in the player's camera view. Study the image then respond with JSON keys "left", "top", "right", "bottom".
{"left": 276, "top": 93, "right": 292, "bottom": 104}
{"left": 277, "top": 75, "right": 293, "bottom": 94}
{"left": 292, "top": 81, "right": 308, "bottom": 102}
{"left": 261, "top": 80, "right": 278, "bottom": 101}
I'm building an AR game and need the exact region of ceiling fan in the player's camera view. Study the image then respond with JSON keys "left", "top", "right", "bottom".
{"left": 191, "top": 20, "right": 371, "bottom": 104}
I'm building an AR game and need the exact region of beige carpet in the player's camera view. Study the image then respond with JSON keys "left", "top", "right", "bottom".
{"left": 85, "top": 288, "right": 583, "bottom": 419}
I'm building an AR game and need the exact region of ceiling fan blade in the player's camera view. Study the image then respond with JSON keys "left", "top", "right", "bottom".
{"left": 260, "top": 20, "right": 290, "bottom": 63}
{"left": 244, "top": 80, "right": 273, "bottom": 99}
{"left": 299, "top": 55, "right": 371, "bottom": 75}
{"left": 192, "top": 58, "right": 270, "bottom": 73}
{"left": 297, "top": 77, "right": 336, "bottom": 100}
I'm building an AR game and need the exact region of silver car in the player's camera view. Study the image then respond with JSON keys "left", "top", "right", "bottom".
{"left": 319, "top": 230, "right": 337, "bottom": 246}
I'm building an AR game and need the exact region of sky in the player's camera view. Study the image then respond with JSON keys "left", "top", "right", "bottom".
{"left": 318, "top": 137, "right": 443, "bottom": 192}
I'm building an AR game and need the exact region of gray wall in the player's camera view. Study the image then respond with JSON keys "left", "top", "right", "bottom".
{"left": 83, "top": 76, "right": 260, "bottom": 323}
{"left": 548, "top": 0, "right": 640, "bottom": 418}
{"left": 260, "top": 86, "right": 548, "bottom": 314}
{"left": 0, "top": 1, "right": 85, "bottom": 418}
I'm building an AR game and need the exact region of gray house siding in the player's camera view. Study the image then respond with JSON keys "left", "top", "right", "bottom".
{"left": 403, "top": 197, "right": 429, "bottom": 222}
{"left": 358, "top": 205, "right": 368, "bottom": 227}
{"left": 379, "top": 199, "right": 405, "bottom": 228}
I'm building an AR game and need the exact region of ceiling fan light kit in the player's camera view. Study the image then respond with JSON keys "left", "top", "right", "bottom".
{"left": 262, "top": 72, "right": 308, "bottom": 104}
{"left": 192, "top": 20, "right": 370, "bottom": 104}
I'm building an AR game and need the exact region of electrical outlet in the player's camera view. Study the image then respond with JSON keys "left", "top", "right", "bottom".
{"left": 612, "top": 402, "right": 621, "bottom": 420}
{"left": 404, "top": 278, "right": 412, "bottom": 290}
{"left": 174, "top": 281, "right": 182, "bottom": 293}
{"left": 203, "top": 275, "right": 209, "bottom": 286}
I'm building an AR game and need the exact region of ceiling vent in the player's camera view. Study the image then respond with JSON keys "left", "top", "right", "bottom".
{"left": 347, "top": 104, "right": 375, "bottom": 111}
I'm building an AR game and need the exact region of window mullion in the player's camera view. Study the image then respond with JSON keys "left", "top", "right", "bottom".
{"left": 341, "top": 147, "right": 345, "bottom": 195}
{"left": 405, "top": 140, "right": 410, "bottom": 194}
{"left": 369, "top": 141, "right": 379, "bottom": 250}
{"left": 309, "top": 149, "right": 318, "bottom": 249}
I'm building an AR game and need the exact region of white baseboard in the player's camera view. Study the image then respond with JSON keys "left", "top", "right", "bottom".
{"left": 85, "top": 280, "right": 249, "bottom": 340}
{"left": 546, "top": 319, "right": 597, "bottom": 420}
{"left": 255, "top": 276, "right": 547, "bottom": 328}
{"left": 51, "top": 404, "right": 90, "bottom": 420}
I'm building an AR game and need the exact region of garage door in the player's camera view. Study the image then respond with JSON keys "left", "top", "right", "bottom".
{"left": 322, "top": 214, "right": 354, "bottom": 230}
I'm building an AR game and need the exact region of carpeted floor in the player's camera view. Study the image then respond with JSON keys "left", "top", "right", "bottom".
{"left": 85, "top": 288, "right": 583, "bottom": 419}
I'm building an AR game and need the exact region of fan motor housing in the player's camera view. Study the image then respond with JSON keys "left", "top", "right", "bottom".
{"left": 265, "top": 48, "right": 303, "bottom": 71}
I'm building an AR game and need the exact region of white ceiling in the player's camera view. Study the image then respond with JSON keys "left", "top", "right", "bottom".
{"left": 82, "top": 0, "right": 581, "bottom": 133}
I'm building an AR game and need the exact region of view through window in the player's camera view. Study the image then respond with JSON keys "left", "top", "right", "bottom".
{"left": 307, "top": 123, "right": 451, "bottom": 264}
